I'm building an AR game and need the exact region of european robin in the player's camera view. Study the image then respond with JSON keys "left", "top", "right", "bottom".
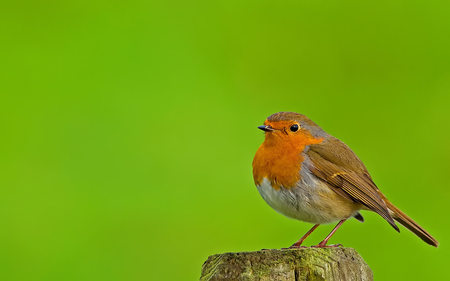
{"left": 252, "top": 112, "right": 438, "bottom": 248}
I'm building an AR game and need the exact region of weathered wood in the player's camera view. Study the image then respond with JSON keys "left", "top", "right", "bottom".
{"left": 200, "top": 248, "right": 373, "bottom": 281}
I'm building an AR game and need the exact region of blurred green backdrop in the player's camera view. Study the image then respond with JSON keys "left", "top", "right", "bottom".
{"left": 1, "top": 0, "right": 450, "bottom": 280}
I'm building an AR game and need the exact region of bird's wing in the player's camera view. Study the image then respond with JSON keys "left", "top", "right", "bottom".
{"left": 307, "top": 137, "right": 398, "bottom": 231}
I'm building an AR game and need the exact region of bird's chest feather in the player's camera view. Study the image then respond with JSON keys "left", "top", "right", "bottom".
{"left": 252, "top": 141, "right": 303, "bottom": 190}
{"left": 252, "top": 134, "right": 322, "bottom": 189}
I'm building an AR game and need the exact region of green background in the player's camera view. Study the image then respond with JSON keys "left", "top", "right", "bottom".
{"left": 1, "top": 0, "right": 449, "bottom": 280}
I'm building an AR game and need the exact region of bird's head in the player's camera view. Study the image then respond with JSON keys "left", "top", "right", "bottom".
{"left": 258, "top": 112, "right": 326, "bottom": 147}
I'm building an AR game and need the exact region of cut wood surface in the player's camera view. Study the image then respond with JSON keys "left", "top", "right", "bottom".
{"left": 200, "top": 248, "right": 373, "bottom": 281}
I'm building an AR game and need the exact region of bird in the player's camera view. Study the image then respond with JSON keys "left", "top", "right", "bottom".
{"left": 252, "top": 112, "right": 438, "bottom": 248}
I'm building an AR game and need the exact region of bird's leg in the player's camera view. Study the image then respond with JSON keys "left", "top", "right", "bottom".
{"left": 289, "top": 224, "right": 320, "bottom": 248}
{"left": 314, "top": 219, "right": 346, "bottom": 248}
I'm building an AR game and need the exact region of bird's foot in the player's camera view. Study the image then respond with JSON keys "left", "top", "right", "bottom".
{"left": 311, "top": 243, "right": 343, "bottom": 248}
{"left": 283, "top": 245, "right": 308, "bottom": 249}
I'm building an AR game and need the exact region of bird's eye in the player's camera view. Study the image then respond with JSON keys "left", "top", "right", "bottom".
{"left": 290, "top": 124, "right": 299, "bottom": 132}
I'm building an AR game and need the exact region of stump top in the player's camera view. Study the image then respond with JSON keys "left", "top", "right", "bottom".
{"left": 200, "top": 247, "right": 373, "bottom": 281}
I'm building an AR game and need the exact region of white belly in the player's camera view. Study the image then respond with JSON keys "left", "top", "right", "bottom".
{"left": 256, "top": 177, "right": 356, "bottom": 224}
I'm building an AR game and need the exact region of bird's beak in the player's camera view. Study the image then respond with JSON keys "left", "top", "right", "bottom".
{"left": 258, "top": 125, "right": 274, "bottom": 132}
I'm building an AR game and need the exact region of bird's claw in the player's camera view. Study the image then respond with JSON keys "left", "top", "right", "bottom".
{"left": 311, "top": 243, "right": 343, "bottom": 248}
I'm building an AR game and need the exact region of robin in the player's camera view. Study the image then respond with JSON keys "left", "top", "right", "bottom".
{"left": 252, "top": 112, "right": 438, "bottom": 248}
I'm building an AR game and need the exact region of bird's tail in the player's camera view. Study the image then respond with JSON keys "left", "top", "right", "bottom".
{"left": 386, "top": 200, "right": 438, "bottom": 247}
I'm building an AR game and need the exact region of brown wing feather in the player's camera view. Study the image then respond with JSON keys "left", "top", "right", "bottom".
{"left": 307, "top": 138, "right": 399, "bottom": 231}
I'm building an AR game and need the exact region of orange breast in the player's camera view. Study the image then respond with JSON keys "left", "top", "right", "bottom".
{"left": 252, "top": 133, "right": 323, "bottom": 190}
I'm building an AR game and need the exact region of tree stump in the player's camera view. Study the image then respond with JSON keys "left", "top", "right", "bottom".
{"left": 200, "top": 248, "right": 373, "bottom": 281}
